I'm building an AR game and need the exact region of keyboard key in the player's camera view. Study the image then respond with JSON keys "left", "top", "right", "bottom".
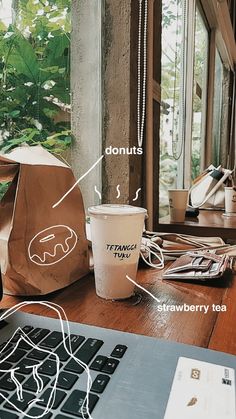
{"left": 0, "top": 411, "right": 18, "bottom": 419}
{"left": 9, "top": 326, "right": 32, "bottom": 345}
{"left": 54, "top": 344, "right": 70, "bottom": 362}
{"left": 101, "top": 358, "right": 119, "bottom": 374}
{"left": 65, "top": 338, "right": 103, "bottom": 374}
{"left": 75, "top": 338, "right": 103, "bottom": 365}
{"left": 38, "top": 388, "right": 66, "bottom": 409}
{"left": 23, "top": 374, "right": 50, "bottom": 392}
{"left": 0, "top": 373, "right": 25, "bottom": 391}
{"left": 28, "top": 407, "right": 52, "bottom": 418}
{"left": 38, "top": 359, "right": 58, "bottom": 376}
{"left": 7, "top": 348, "right": 27, "bottom": 364}
{"left": 28, "top": 328, "right": 50, "bottom": 344}
{"left": 110, "top": 344, "right": 127, "bottom": 358}
{"left": 0, "top": 362, "right": 12, "bottom": 373}
{"left": 0, "top": 391, "right": 8, "bottom": 404}
{"left": 22, "top": 325, "right": 34, "bottom": 334}
{"left": 55, "top": 416, "right": 74, "bottom": 419}
{"left": 18, "top": 340, "right": 32, "bottom": 350}
{"left": 90, "top": 355, "right": 108, "bottom": 371}
{"left": 0, "top": 348, "right": 12, "bottom": 361}
{"left": 0, "top": 342, "right": 12, "bottom": 353}
{"left": 16, "top": 358, "right": 40, "bottom": 374}
{"left": 55, "top": 335, "right": 85, "bottom": 362}
{"left": 64, "top": 359, "right": 83, "bottom": 375}
{"left": 62, "top": 390, "right": 99, "bottom": 418}
{"left": 40, "top": 331, "right": 64, "bottom": 349}
{"left": 27, "top": 348, "right": 48, "bottom": 361}
{"left": 9, "top": 334, "right": 22, "bottom": 344}
{"left": 53, "top": 371, "right": 78, "bottom": 390}
{"left": 5, "top": 390, "right": 35, "bottom": 411}
{"left": 69, "top": 335, "right": 86, "bottom": 351}
{"left": 91, "top": 374, "right": 110, "bottom": 393}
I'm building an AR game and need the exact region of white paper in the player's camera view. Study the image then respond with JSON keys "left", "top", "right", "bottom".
{"left": 164, "top": 357, "right": 236, "bottom": 419}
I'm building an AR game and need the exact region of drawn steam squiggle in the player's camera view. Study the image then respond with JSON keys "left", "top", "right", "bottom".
{"left": 94, "top": 185, "right": 101, "bottom": 200}
{"left": 133, "top": 188, "right": 141, "bottom": 201}
{"left": 116, "top": 184, "right": 121, "bottom": 199}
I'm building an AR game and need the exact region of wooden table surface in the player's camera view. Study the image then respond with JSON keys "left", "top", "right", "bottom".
{"left": 158, "top": 210, "right": 236, "bottom": 240}
{"left": 1, "top": 266, "right": 236, "bottom": 357}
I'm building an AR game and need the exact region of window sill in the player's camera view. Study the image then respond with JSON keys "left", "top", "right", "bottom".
{"left": 158, "top": 209, "right": 236, "bottom": 241}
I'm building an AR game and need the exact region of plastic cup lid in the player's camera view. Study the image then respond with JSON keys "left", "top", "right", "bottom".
{"left": 88, "top": 204, "right": 147, "bottom": 216}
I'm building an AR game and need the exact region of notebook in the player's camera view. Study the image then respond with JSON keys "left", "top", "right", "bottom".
{"left": 0, "top": 309, "right": 235, "bottom": 419}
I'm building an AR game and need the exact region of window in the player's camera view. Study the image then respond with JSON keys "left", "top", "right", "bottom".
{"left": 158, "top": 0, "right": 234, "bottom": 220}
{"left": 191, "top": 5, "right": 209, "bottom": 179}
{"left": 212, "top": 49, "right": 224, "bottom": 167}
{"left": 160, "top": 0, "right": 186, "bottom": 217}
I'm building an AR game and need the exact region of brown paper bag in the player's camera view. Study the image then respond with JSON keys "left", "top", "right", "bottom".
{"left": 0, "top": 145, "right": 89, "bottom": 296}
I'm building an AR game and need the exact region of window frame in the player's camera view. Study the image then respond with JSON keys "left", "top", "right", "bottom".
{"left": 151, "top": 0, "right": 236, "bottom": 227}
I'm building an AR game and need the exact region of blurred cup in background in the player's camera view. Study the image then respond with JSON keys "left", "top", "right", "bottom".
{"left": 225, "top": 187, "right": 236, "bottom": 214}
{"left": 168, "top": 189, "right": 189, "bottom": 223}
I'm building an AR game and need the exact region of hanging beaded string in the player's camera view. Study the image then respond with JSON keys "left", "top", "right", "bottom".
{"left": 137, "top": 0, "right": 148, "bottom": 148}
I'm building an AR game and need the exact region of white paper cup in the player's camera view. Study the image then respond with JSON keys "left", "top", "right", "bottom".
{"left": 88, "top": 204, "right": 147, "bottom": 300}
{"left": 225, "top": 187, "right": 236, "bottom": 214}
{"left": 168, "top": 189, "right": 189, "bottom": 222}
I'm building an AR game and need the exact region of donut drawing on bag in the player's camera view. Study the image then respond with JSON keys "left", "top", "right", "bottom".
{"left": 28, "top": 225, "right": 78, "bottom": 266}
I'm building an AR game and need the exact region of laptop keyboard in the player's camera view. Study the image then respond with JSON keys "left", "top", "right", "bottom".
{"left": 0, "top": 325, "right": 127, "bottom": 418}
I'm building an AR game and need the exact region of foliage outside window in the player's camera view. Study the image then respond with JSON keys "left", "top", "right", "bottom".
{"left": 160, "top": 0, "right": 185, "bottom": 217}
{"left": 0, "top": 0, "right": 71, "bottom": 155}
{"left": 191, "top": 6, "right": 208, "bottom": 180}
{"left": 160, "top": 1, "right": 210, "bottom": 218}
{"left": 212, "top": 50, "right": 224, "bottom": 167}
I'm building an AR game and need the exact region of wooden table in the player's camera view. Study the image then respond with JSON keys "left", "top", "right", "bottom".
{"left": 1, "top": 266, "right": 236, "bottom": 357}
{"left": 158, "top": 210, "right": 236, "bottom": 241}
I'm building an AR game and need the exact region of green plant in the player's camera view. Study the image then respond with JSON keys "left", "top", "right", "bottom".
{"left": 0, "top": 0, "right": 72, "bottom": 200}
{"left": 0, "top": 0, "right": 72, "bottom": 154}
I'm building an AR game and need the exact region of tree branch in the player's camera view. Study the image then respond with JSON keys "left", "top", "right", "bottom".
{"left": 39, "top": 0, "right": 46, "bottom": 7}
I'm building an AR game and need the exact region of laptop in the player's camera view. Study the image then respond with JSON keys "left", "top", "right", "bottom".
{"left": 0, "top": 302, "right": 235, "bottom": 419}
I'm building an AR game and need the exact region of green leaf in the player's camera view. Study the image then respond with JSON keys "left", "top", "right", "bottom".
{"left": 10, "top": 110, "right": 20, "bottom": 118}
{"left": 0, "top": 21, "right": 7, "bottom": 32}
{"left": 43, "top": 108, "right": 59, "bottom": 118}
{"left": 7, "top": 33, "right": 39, "bottom": 81}
{"left": 46, "top": 33, "right": 70, "bottom": 61}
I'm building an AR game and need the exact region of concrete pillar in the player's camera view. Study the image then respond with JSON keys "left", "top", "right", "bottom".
{"left": 102, "top": 0, "right": 142, "bottom": 205}
{"left": 71, "top": 0, "right": 102, "bottom": 211}
{"left": 102, "top": 0, "right": 131, "bottom": 203}
{"left": 71, "top": 0, "right": 141, "bottom": 208}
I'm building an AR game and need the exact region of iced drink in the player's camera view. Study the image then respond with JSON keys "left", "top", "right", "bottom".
{"left": 88, "top": 204, "right": 147, "bottom": 299}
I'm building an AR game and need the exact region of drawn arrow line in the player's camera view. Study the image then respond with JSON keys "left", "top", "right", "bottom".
{"left": 53, "top": 155, "right": 104, "bottom": 208}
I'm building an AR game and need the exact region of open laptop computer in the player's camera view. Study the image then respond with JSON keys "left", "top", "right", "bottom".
{"left": 0, "top": 298, "right": 235, "bottom": 419}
